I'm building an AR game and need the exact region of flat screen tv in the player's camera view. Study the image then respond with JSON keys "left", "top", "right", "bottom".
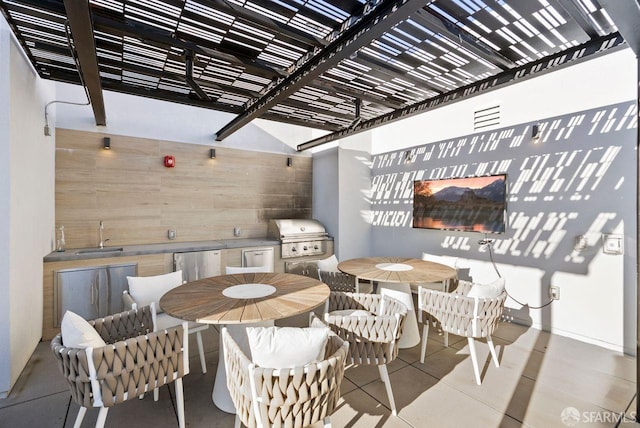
{"left": 413, "top": 174, "right": 507, "bottom": 234}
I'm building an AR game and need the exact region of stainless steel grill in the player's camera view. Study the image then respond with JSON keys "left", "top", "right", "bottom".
{"left": 267, "top": 219, "right": 329, "bottom": 259}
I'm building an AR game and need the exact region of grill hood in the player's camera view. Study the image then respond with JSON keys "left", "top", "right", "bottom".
{"left": 267, "top": 219, "right": 328, "bottom": 241}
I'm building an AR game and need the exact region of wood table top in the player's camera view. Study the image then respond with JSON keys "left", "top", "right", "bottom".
{"left": 160, "top": 272, "right": 330, "bottom": 324}
{"left": 338, "top": 257, "right": 456, "bottom": 283}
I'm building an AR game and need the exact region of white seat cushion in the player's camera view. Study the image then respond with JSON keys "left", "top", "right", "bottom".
{"left": 127, "top": 271, "right": 183, "bottom": 313}
{"left": 316, "top": 255, "right": 339, "bottom": 272}
{"left": 466, "top": 278, "right": 506, "bottom": 299}
{"left": 61, "top": 311, "right": 106, "bottom": 349}
{"left": 247, "top": 326, "right": 329, "bottom": 369}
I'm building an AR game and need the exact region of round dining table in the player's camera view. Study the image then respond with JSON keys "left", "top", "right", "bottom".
{"left": 160, "top": 272, "right": 330, "bottom": 413}
{"left": 338, "top": 257, "right": 457, "bottom": 348}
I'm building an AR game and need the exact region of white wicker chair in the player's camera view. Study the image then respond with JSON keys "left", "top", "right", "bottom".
{"left": 123, "top": 271, "right": 208, "bottom": 375}
{"left": 316, "top": 292, "right": 407, "bottom": 415}
{"left": 222, "top": 325, "right": 349, "bottom": 428}
{"left": 418, "top": 280, "right": 507, "bottom": 385}
{"left": 412, "top": 253, "right": 459, "bottom": 347}
{"left": 51, "top": 305, "right": 189, "bottom": 428}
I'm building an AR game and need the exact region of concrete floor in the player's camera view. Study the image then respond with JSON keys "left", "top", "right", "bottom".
{"left": 0, "top": 317, "right": 636, "bottom": 428}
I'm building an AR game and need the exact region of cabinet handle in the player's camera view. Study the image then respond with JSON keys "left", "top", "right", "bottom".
{"left": 94, "top": 271, "right": 100, "bottom": 314}
{"left": 104, "top": 269, "right": 111, "bottom": 316}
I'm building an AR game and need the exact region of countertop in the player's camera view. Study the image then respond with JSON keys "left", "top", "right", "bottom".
{"left": 44, "top": 238, "right": 281, "bottom": 262}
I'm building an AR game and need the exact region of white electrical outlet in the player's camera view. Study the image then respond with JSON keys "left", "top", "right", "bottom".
{"left": 602, "top": 234, "right": 623, "bottom": 255}
{"left": 549, "top": 286, "right": 560, "bottom": 300}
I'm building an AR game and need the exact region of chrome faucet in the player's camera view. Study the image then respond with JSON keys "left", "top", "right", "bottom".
{"left": 98, "top": 220, "right": 109, "bottom": 248}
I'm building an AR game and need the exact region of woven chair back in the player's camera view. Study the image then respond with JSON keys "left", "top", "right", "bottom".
{"left": 419, "top": 280, "right": 507, "bottom": 339}
{"left": 223, "top": 328, "right": 349, "bottom": 428}
{"left": 51, "top": 306, "right": 187, "bottom": 408}
{"left": 323, "top": 292, "right": 407, "bottom": 365}
{"left": 319, "top": 270, "right": 357, "bottom": 293}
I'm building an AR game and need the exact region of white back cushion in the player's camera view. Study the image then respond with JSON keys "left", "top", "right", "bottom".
{"left": 127, "top": 270, "right": 183, "bottom": 312}
{"left": 61, "top": 311, "right": 106, "bottom": 348}
{"left": 316, "top": 255, "right": 339, "bottom": 272}
{"left": 225, "top": 266, "right": 271, "bottom": 274}
{"left": 247, "top": 326, "right": 329, "bottom": 369}
{"left": 466, "top": 278, "right": 506, "bottom": 299}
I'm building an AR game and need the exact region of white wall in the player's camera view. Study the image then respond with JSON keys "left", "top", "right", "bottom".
{"left": 312, "top": 133, "right": 375, "bottom": 260}
{"left": 312, "top": 147, "right": 339, "bottom": 244}
{"left": 0, "top": 15, "right": 56, "bottom": 396}
{"left": 337, "top": 133, "right": 374, "bottom": 260}
{"left": 0, "top": 13, "right": 11, "bottom": 398}
{"left": 372, "top": 47, "right": 636, "bottom": 154}
{"left": 314, "top": 47, "right": 637, "bottom": 353}
{"left": 54, "top": 82, "right": 324, "bottom": 156}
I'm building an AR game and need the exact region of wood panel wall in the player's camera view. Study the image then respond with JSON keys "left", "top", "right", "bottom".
{"left": 55, "top": 129, "right": 312, "bottom": 248}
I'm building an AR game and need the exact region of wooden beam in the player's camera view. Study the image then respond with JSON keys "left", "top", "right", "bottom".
{"left": 63, "top": 0, "right": 106, "bottom": 126}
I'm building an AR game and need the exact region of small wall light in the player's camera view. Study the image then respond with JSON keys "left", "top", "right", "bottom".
{"left": 103, "top": 137, "right": 111, "bottom": 150}
{"left": 532, "top": 124, "right": 542, "bottom": 143}
{"left": 287, "top": 157, "right": 293, "bottom": 167}
{"left": 209, "top": 148, "right": 216, "bottom": 159}
{"left": 404, "top": 150, "right": 414, "bottom": 164}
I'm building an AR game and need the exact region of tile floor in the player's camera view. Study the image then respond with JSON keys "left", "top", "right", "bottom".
{"left": 0, "top": 317, "right": 637, "bottom": 428}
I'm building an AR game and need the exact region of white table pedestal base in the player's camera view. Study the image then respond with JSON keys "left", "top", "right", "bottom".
{"left": 378, "top": 282, "right": 420, "bottom": 349}
{"left": 212, "top": 321, "right": 274, "bottom": 413}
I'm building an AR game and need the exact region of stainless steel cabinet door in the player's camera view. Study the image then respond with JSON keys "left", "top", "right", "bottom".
{"left": 285, "top": 261, "right": 306, "bottom": 276}
{"left": 174, "top": 250, "right": 221, "bottom": 282}
{"left": 55, "top": 267, "right": 101, "bottom": 326}
{"left": 284, "top": 261, "right": 319, "bottom": 279}
{"left": 242, "top": 247, "right": 274, "bottom": 272}
{"left": 55, "top": 263, "right": 137, "bottom": 325}
{"left": 102, "top": 264, "right": 137, "bottom": 317}
{"left": 305, "top": 262, "right": 319, "bottom": 279}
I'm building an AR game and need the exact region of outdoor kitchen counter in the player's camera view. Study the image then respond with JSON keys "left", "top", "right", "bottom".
{"left": 43, "top": 238, "right": 281, "bottom": 262}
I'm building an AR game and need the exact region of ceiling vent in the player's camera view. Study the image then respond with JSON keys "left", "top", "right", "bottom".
{"left": 473, "top": 105, "right": 500, "bottom": 131}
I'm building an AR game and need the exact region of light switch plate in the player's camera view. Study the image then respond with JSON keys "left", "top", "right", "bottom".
{"left": 602, "top": 234, "right": 623, "bottom": 255}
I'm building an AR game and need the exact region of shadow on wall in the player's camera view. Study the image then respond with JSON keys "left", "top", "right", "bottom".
{"left": 370, "top": 101, "right": 637, "bottom": 354}
{"left": 370, "top": 101, "right": 637, "bottom": 277}
{"left": 368, "top": 102, "right": 637, "bottom": 424}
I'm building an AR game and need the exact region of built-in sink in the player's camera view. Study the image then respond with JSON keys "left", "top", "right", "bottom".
{"left": 74, "top": 247, "right": 124, "bottom": 255}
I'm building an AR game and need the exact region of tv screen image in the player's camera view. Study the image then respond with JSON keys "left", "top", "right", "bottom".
{"left": 413, "top": 174, "right": 507, "bottom": 234}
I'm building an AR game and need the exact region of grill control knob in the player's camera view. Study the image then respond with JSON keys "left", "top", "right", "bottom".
{"left": 303, "top": 246, "right": 308, "bottom": 251}
{"left": 314, "top": 245, "right": 319, "bottom": 250}
{"left": 291, "top": 247, "right": 297, "bottom": 252}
